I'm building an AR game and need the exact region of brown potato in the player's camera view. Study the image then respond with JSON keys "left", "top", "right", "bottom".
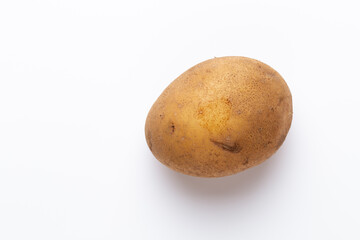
{"left": 145, "top": 56, "right": 292, "bottom": 177}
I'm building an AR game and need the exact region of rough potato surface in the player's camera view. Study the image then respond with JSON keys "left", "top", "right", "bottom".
{"left": 145, "top": 56, "right": 292, "bottom": 177}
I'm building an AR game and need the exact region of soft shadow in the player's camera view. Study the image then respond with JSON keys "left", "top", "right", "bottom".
{"left": 152, "top": 137, "right": 293, "bottom": 201}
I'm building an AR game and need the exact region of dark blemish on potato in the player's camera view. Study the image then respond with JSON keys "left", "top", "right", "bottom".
{"left": 170, "top": 122, "right": 175, "bottom": 134}
{"left": 159, "top": 114, "right": 164, "bottom": 119}
{"left": 210, "top": 139, "right": 242, "bottom": 153}
{"left": 243, "top": 157, "right": 249, "bottom": 165}
{"left": 258, "top": 127, "right": 263, "bottom": 133}
{"left": 278, "top": 96, "right": 284, "bottom": 105}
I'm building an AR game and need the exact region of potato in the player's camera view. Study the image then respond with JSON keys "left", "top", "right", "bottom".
{"left": 145, "top": 56, "right": 292, "bottom": 177}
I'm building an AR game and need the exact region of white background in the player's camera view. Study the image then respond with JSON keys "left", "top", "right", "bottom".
{"left": 0, "top": 0, "right": 359, "bottom": 239}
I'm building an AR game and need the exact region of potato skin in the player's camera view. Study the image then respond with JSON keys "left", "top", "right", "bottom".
{"left": 145, "top": 56, "right": 292, "bottom": 177}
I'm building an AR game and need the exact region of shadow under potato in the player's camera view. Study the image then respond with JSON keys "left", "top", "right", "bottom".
{"left": 155, "top": 147, "right": 288, "bottom": 200}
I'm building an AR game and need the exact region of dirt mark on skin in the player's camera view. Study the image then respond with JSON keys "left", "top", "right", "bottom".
{"left": 210, "top": 139, "right": 242, "bottom": 153}
{"left": 278, "top": 96, "right": 284, "bottom": 106}
{"left": 170, "top": 122, "right": 175, "bottom": 134}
